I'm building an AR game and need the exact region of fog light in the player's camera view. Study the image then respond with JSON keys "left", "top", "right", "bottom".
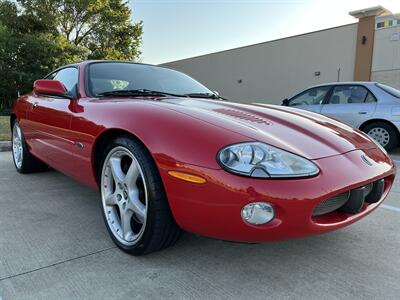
{"left": 241, "top": 202, "right": 274, "bottom": 225}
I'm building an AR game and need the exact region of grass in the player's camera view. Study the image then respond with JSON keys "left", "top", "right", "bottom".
{"left": 0, "top": 116, "right": 10, "bottom": 141}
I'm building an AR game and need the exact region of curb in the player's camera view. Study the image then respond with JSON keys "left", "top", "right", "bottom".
{"left": 0, "top": 141, "right": 11, "bottom": 152}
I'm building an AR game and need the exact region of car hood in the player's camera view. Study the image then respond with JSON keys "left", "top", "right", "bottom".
{"left": 153, "top": 98, "right": 376, "bottom": 160}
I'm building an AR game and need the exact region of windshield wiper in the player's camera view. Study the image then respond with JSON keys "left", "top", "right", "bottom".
{"left": 184, "top": 93, "right": 225, "bottom": 100}
{"left": 97, "top": 89, "right": 185, "bottom": 98}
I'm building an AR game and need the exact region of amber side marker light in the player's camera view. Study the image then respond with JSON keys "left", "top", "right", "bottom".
{"left": 168, "top": 171, "right": 207, "bottom": 184}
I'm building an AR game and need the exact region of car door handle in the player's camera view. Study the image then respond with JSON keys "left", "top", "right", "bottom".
{"left": 358, "top": 111, "right": 367, "bottom": 115}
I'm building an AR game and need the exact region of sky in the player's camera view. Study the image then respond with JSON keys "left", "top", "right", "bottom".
{"left": 131, "top": 0, "right": 400, "bottom": 65}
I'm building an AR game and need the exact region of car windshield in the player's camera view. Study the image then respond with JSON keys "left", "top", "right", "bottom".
{"left": 376, "top": 83, "right": 400, "bottom": 98}
{"left": 88, "top": 62, "right": 214, "bottom": 97}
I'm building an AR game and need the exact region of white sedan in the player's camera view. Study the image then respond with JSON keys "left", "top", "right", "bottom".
{"left": 282, "top": 82, "right": 400, "bottom": 151}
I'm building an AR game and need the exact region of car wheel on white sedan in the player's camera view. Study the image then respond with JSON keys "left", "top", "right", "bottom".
{"left": 99, "top": 136, "right": 181, "bottom": 255}
{"left": 363, "top": 122, "right": 399, "bottom": 152}
{"left": 11, "top": 120, "right": 48, "bottom": 173}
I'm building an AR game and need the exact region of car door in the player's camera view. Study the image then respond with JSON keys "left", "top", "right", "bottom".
{"left": 320, "top": 85, "right": 377, "bottom": 128}
{"left": 26, "top": 67, "right": 79, "bottom": 173}
{"left": 287, "top": 86, "right": 331, "bottom": 113}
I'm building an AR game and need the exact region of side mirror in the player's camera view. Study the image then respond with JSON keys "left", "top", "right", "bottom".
{"left": 33, "top": 80, "right": 69, "bottom": 98}
{"left": 282, "top": 98, "right": 290, "bottom": 106}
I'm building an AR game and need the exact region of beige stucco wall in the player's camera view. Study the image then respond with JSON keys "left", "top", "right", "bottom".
{"left": 371, "top": 14, "right": 400, "bottom": 89}
{"left": 162, "top": 24, "right": 357, "bottom": 104}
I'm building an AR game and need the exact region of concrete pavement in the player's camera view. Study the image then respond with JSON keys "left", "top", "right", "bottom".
{"left": 0, "top": 151, "right": 399, "bottom": 299}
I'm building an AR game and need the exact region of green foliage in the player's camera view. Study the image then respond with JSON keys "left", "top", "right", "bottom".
{"left": 0, "top": 26, "right": 58, "bottom": 113}
{"left": 18, "top": 0, "right": 143, "bottom": 60}
{"left": 0, "top": 0, "right": 143, "bottom": 114}
{"left": 0, "top": 116, "right": 10, "bottom": 140}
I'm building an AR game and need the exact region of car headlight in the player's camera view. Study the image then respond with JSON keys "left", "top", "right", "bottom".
{"left": 218, "top": 142, "right": 319, "bottom": 178}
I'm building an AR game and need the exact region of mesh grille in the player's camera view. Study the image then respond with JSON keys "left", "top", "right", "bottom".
{"left": 312, "top": 191, "right": 350, "bottom": 216}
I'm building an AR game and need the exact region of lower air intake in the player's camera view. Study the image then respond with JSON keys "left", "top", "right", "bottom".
{"left": 312, "top": 191, "right": 350, "bottom": 216}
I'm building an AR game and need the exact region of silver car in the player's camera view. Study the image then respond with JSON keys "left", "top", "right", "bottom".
{"left": 282, "top": 82, "right": 400, "bottom": 151}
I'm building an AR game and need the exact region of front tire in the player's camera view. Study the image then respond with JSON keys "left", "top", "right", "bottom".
{"left": 12, "top": 120, "right": 47, "bottom": 173}
{"left": 363, "top": 122, "right": 399, "bottom": 152}
{"left": 99, "top": 136, "right": 181, "bottom": 255}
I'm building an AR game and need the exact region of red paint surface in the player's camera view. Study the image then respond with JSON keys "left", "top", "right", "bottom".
{"left": 33, "top": 79, "right": 67, "bottom": 96}
{"left": 12, "top": 61, "right": 396, "bottom": 242}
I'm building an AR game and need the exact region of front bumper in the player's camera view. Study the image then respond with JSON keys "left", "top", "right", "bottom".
{"left": 157, "top": 148, "right": 396, "bottom": 242}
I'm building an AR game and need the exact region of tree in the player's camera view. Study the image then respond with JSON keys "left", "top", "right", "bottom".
{"left": 18, "top": 0, "right": 143, "bottom": 60}
{"left": 0, "top": 0, "right": 143, "bottom": 114}
{"left": 0, "top": 26, "right": 58, "bottom": 113}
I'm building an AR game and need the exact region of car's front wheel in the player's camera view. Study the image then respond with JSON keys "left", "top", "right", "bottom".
{"left": 363, "top": 122, "right": 399, "bottom": 152}
{"left": 99, "top": 136, "right": 181, "bottom": 255}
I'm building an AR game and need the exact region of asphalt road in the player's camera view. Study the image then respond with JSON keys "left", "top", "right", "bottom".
{"left": 0, "top": 151, "right": 399, "bottom": 300}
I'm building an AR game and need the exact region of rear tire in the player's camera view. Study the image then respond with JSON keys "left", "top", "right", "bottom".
{"left": 99, "top": 136, "right": 181, "bottom": 255}
{"left": 12, "top": 120, "right": 48, "bottom": 173}
{"left": 362, "top": 122, "right": 399, "bottom": 152}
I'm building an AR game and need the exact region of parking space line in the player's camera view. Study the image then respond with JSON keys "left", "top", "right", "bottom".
{"left": 380, "top": 204, "right": 400, "bottom": 213}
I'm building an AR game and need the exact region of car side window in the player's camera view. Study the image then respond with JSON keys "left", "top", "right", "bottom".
{"left": 53, "top": 67, "right": 79, "bottom": 92}
{"left": 365, "top": 92, "right": 377, "bottom": 103}
{"left": 289, "top": 87, "right": 330, "bottom": 106}
{"left": 328, "top": 85, "right": 369, "bottom": 104}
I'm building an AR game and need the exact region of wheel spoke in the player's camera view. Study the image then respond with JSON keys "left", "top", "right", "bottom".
{"left": 128, "top": 189, "right": 146, "bottom": 223}
{"left": 120, "top": 209, "right": 134, "bottom": 240}
{"left": 105, "top": 193, "right": 117, "bottom": 206}
{"left": 109, "top": 157, "right": 125, "bottom": 183}
{"left": 17, "top": 149, "right": 22, "bottom": 163}
{"left": 16, "top": 126, "right": 22, "bottom": 140}
{"left": 124, "top": 160, "right": 139, "bottom": 189}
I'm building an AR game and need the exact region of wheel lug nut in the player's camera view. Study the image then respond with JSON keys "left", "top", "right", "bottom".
{"left": 117, "top": 194, "right": 122, "bottom": 201}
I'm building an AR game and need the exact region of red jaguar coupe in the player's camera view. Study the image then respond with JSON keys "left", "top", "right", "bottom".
{"left": 11, "top": 61, "right": 396, "bottom": 255}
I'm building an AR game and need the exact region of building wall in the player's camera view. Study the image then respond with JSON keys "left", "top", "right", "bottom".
{"left": 371, "top": 14, "right": 400, "bottom": 88}
{"left": 162, "top": 24, "right": 357, "bottom": 104}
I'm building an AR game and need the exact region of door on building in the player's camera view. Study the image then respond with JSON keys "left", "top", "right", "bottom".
{"left": 287, "top": 86, "right": 331, "bottom": 113}
{"left": 320, "top": 85, "right": 377, "bottom": 127}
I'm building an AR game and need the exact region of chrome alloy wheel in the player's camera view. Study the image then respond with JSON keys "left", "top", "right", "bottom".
{"left": 367, "top": 127, "right": 390, "bottom": 147}
{"left": 12, "top": 122, "right": 23, "bottom": 169}
{"left": 101, "top": 146, "right": 148, "bottom": 246}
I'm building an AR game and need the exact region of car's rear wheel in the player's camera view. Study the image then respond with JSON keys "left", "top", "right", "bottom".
{"left": 363, "top": 122, "right": 399, "bottom": 152}
{"left": 99, "top": 136, "right": 181, "bottom": 255}
{"left": 12, "top": 120, "right": 47, "bottom": 173}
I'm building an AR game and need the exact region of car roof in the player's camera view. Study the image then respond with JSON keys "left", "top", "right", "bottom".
{"left": 309, "top": 81, "right": 378, "bottom": 88}
{"left": 64, "top": 60, "right": 159, "bottom": 68}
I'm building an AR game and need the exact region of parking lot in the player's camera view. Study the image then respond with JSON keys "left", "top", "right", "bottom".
{"left": 0, "top": 151, "right": 399, "bottom": 299}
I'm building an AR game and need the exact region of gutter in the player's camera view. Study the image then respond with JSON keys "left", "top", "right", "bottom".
{"left": 0, "top": 141, "right": 11, "bottom": 152}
